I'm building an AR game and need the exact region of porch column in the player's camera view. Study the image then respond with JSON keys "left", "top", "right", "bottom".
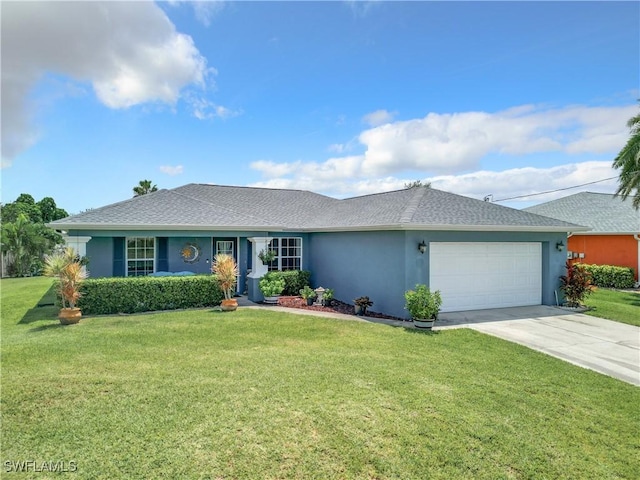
{"left": 63, "top": 235, "right": 92, "bottom": 258}
{"left": 247, "top": 237, "right": 273, "bottom": 302}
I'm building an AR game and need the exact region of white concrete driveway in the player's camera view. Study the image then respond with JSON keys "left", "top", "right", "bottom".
{"left": 437, "top": 305, "right": 640, "bottom": 386}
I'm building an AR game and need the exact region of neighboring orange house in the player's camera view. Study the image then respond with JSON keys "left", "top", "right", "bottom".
{"left": 525, "top": 192, "right": 640, "bottom": 281}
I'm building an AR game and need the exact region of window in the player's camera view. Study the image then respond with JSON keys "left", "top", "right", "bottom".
{"left": 216, "top": 240, "right": 234, "bottom": 257}
{"left": 127, "top": 237, "right": 155, "bottom": 276}
{"left": 268, "top": 237, "right": 302, "bottom": 271}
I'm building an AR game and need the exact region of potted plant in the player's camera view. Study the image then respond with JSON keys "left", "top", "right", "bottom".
{"left": 43, "top": 247, "right": 88, "bottom": 325}
{"left": 322, "top": 288, "right": 334, "bottom": 307}
{"left": 259, "top": 273, "right": 285, "bottom": 304}
{"left": 353, "top": 296, "right": 373, "bottom": 316}
{"left": 404, "top": 284, "right": 442, "bottom": 329}
{"left": 299, "top": 285, "right": 316, "bottom": 306}
{"left": 212, "top": 254, "right": 239, "bottom": 311}
{"left": 258, "top": 249, "right": 277, "bottom": 265}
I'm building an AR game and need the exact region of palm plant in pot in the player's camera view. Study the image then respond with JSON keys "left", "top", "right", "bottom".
{"left": 212, "top": 254, "right": 239, "bottom": 311}
{"left": 259, "top": 273, "right": 285, "bottom": 304}
{"left": 43, "top": 247, "right": 88, "bottom": 325}
{"left": 404, "top": 284, "right": 442, "bottom": 329}
{"left": 353, "top": 296, "right": 373, "bottom": 316}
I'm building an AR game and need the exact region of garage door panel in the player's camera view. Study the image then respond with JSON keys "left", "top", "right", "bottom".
{"left": 430, "top": 242, "right": 542, "bottom": 312}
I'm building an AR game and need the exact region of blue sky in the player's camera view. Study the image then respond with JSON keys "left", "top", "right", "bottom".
{"left": 2, "top": 1, "right": 638, "bottom": 214}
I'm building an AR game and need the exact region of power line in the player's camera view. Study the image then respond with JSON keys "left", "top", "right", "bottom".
{"left": 492, "top": 176, "right": 619, "bottom": 202}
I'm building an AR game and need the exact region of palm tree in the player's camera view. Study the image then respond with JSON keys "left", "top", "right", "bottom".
{"left": 612, "top": 106, "right": 640, "bottom": 209}
{"left": 132, "top": 180, "right": 158, "bottom": 197}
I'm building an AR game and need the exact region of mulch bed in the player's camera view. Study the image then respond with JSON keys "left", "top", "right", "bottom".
{"left": 275, "top": 296, "right": 404, "bottom": 321}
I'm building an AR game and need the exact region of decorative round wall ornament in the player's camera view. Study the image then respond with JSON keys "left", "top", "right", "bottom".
{"left": 181, "top": 242, "right": 201, "bottom": 263}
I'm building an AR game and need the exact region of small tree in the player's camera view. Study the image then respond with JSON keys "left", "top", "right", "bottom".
{"left": 559, "top": 262, "right": 593, "bottom": 308}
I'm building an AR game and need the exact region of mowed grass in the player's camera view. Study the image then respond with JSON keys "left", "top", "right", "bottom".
{"left": 584, "top": 287, "right": 640, "bottom": 327}
{"left": 1, "top": 278, "right": 639, "bottom": 479}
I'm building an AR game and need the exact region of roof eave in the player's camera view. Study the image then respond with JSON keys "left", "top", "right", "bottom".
{"left": 571, "top": 231, "right": 639, "bottom": 236}
{"left": 47, "top": 223, "right": 287, "bottom": 232}
{"left": 301, "top": 224, "right": 590, "bottom": 233}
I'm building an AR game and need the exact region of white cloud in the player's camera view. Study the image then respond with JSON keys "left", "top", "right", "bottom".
{"left": 428, "top": 161, "right": 618, "bottom": 205}
{"left": 1, "top": 1, "right": 212, "bottom": 166}
{"left": 249, "top": 103, "right": 632, "bottom": 202}
{"left": 357, "top": 104, "right": 636, "bottom": 176}
{"left": 328, "top": 143, "right": 346, "bottom": 153}
{"left": 250, "top": 160, "right": 303, "bottom": 179}
{"left": 160, "top": 165, "right": 184, "bottom": 176}
{"left": 249, "top": 160, "right": 619, "bottom": 207}
{"left": 189, "top": 97, "right": 242, "bottom": 120}
{"left": 167, "top": 1, "right": 226, "bottom": 27}
{"left": 362, "top": 109, "right": 396, "bottom": 127}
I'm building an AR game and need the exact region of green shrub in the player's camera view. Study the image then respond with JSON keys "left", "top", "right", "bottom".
{"left": 266, "top": 270, "right": 310, "bottom": 295}
{"left": 259, "top": 273, "right": 286, "bottom": 297}
{"left": 77, "top": 275, "right": 224, "bottom": 315}
{"left": 581, "top": 264, "right": 635, "bottom": 289}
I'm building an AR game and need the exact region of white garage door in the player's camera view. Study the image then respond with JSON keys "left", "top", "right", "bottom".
{"left": 430, "top": 242, "right": 542, "bottom": 312}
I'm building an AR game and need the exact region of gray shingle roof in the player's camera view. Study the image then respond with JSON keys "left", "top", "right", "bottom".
{"left": 49, "top": 183, "right": 586, "bottom": 232}
{"left": 524, "top": 192, "right": 640, "bottom": 234}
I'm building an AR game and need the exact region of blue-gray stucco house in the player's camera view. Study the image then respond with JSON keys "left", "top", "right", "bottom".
{"left": 48, "top": 184, "right": 587, "bottom": 318}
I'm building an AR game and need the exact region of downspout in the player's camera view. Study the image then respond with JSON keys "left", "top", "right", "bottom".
{"left": 635, "top": 234, "right": 640, "bottom": 287}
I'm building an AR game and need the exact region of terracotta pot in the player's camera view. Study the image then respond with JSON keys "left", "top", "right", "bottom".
{"left": 220, "top": 298, "right": 238, "bottom": 312}
{"left": 58, "top": 308, "right": 82, "bottom": 325}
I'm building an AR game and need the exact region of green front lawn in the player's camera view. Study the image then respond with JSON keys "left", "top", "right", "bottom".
{"left": 2, "top": 277, "right": 639, "bottom": 479}
{"left": 584, "top": 287, "right": 640, "bottom": 327}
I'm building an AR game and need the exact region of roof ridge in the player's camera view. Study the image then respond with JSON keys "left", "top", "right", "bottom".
{"left": 184, "top": 183, "right": 335, "bottom": 199}
{"left": 399, "top": 187, "right": 428, "bottom": 224}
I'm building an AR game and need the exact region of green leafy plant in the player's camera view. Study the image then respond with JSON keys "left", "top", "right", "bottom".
{"left": 404, "top": 284, "right": 442, "bottom": 320}
{"left": 258, "top": 249, "right": 277, "bottom": 265}
{"left": 559, "top": 262, "right": 593, "bottom": 307}
{"left": 322, "top": 288, "right": 334, "bottom": 306}
{"left": 299, "top": 285, "right": 316, "bottom": 300}
{"left": 259, "top": 274, "right": 286, "bottom": 297}
{"left": 211, "top": 254, "right": 239, "bottom": 300}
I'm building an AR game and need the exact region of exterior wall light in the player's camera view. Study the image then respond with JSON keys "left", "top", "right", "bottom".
{"left": 556, "top": 241, "right": 565, "bottom": 252}
{"left": 418, "top": 240, "right": 427, "bottom": 254}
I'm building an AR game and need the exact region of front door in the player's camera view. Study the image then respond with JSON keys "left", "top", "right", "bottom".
{"left": 213, "top": 237, "right": 238, "bottom": 262}
{"left": 213, "top": 237, "right": 239, "bottom": 294}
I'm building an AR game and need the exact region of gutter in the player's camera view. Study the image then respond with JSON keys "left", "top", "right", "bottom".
{"left": 635, "top": 234, "right": 640, "bottom": 287}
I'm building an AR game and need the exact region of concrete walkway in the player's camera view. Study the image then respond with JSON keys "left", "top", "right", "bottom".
{"left": 238, "top": 297, "right": 640, "bottom": 385}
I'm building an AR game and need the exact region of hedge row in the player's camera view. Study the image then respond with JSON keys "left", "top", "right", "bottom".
{"left": 265, "top": 270, "right": 311, "bottom": 295}
{"left": 581, "top": 264, "right": 635, "bottom": 289}
{"left": 77, "top": 275, "right": 224, "bottom": 315}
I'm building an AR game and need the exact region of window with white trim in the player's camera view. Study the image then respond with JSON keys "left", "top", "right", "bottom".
{"left": 216, "top": 240, "right": 234, "bottom": 257}
{"left": 126, "top": 237, "right": 155, "bottom": 276}
{"left": 268, "top": 237, "right": 302, "bottom": 271}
